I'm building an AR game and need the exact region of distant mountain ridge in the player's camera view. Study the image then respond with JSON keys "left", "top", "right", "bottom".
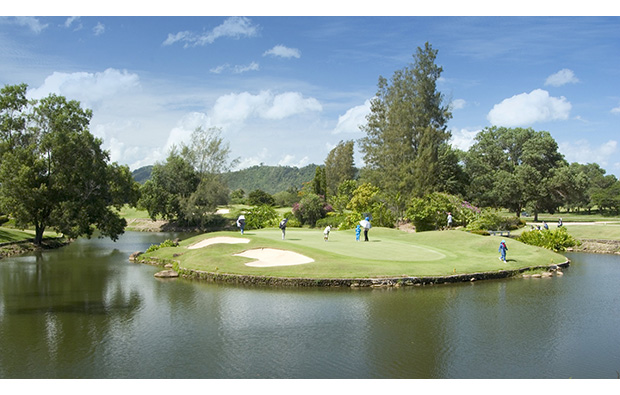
{"left": 131, "top": 164, "right": 319, "bottom": 195}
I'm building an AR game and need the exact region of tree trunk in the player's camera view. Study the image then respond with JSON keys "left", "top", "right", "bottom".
{"left": 34, "top": 224, "right": 45, "bottom": 246}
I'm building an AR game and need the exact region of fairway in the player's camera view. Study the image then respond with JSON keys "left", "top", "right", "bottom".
{"left": 143, "top": 227, "right": 568, "bottom": 280}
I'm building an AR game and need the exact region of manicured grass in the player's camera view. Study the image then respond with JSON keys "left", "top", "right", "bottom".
{"left": 0, "top": 227, "right": 36, "bottom": 243}
{"left": 144, "top": 227, "right": 566, "bottom": 279}
{"left": 557, "top": 224, "right": 620, "bottom": 240}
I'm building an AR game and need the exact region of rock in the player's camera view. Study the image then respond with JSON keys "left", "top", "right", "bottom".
{"left": 164, "top": 263, "right": 173, "bottom": 269}
{"left": 154, "top": 270, "right": 179, "bottom": 278}
{"left": 531, "top": 274, "right": 542, "bottom": 278}
{"left": 541, "top": 272, "right": 553, "bottom": 277}
{"left": 129, "top": 251, "right": 142, "bottom": 262}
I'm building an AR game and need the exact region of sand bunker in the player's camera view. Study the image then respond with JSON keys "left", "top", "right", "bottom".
{"left": 188, "top": 237, "right": 250, "bottom": 249}
{"left": 234, "top": 248, "right": 314, "bottom": 267}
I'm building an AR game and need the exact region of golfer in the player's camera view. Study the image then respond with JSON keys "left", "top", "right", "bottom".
{"left": 447, "top": 212, "right": 453, "bottom": 229}
{"left": 323, "top": 225, "right": 331, "bottom": 241}
{"left": 361, "top": 217, "right": 371, "bottom": 242}
{"left": 498, "top": 239, "right": 508, "bottom": 263}
{"left": 279, "top": 218, "right": 288, "bottom": 240}
{"left": 236, "top": 215, "right": 245, "bottom": 234}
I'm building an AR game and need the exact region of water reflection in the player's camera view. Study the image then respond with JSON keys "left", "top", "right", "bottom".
{"left": 1, "top": 233, "right": 620, "bottom": 378}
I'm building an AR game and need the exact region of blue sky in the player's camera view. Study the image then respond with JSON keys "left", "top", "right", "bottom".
{"left": 2, "top": 9, "right": 620, "bottom": 177}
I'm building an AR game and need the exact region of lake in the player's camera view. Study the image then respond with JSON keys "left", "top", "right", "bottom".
{"left": 1, "top": 231, "right": 619, "bottom": 379}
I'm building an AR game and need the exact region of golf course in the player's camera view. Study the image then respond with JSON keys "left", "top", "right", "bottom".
{"left": 138, "top": 226, "right": 568, "bottom": 285}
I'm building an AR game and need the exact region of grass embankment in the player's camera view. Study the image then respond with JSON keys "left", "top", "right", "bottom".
{"left": 142, "top": 227, "right": 566, "bottom": 279}
{"left": 0, "top": 227, "right": 37, "bottom": 244}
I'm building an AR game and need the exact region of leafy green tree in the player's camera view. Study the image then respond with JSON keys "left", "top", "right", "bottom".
{"left": 324, "top": 140, "right": 356, "bottom": 198}
{"left": 292, "top": 193, "right": 328, "bottom": 227}
{"left": 248, "top": 189, "right": 275, "bottom": 206}
{"left": 312, "top": 166, "right": 326, "bottom": 197}
{"left": 139, "top": 148, "right": 199, "bottom": 221}
{"left": 464, "top": 126, "right": 567, "bottom": 220}
{"left": 0, "top": 83, "right": 30, "bottom": 160}
{"left": 0, "top": 89, "right": 137, "bottom": 245}
{"left": 230, "top": 188, "right": 246, "bottom": 204}
{"left": 359, "top": 42, "right": 452, "bottom": 212}
{"left": 139, "top": 127, "right": 235, "bottom": 226}
{"left": 331, "top": 179, "right": 358, "bottom": 213}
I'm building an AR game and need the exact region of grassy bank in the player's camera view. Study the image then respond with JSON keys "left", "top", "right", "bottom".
{"left": 141, "top": 227, "right": 566, "bottom": 279}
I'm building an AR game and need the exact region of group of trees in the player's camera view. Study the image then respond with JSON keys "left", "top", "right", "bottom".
{"left": 2, "top": 42, "right": 619, "bottom": 242}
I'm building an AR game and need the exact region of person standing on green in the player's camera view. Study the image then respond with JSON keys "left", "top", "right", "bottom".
{"left": 279, "top": 218, "right": 288, "bottom": 240}
{"left": 498, "top": 239, "right": 508, "bottom": 263}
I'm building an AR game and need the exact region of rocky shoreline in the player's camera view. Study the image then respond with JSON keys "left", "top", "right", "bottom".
{"left": 131, "top": 252, "right": 570, "bottom": 288}
{"left": 0, "top": 237, "right": 70, "bottom": 260}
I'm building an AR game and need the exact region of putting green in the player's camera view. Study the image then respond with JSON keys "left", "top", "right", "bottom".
{"left": 144, "top": 227, "right": 567, "bottom": 279}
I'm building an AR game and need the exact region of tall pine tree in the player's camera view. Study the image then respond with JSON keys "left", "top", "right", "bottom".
{"left": 359, "top": 42, "right": 452, "bottom": 212}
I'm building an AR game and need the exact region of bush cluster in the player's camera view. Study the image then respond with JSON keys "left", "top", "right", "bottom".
{"left": 145, "top": 239, "right": 178, "bottom": 253}
{"left": 466, "top": 210, "right": 525, "bottom": 231}
{"left": 517, "top": 227, "right": 580, "bottom": 252}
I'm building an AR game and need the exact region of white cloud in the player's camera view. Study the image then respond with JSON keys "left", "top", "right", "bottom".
{"left": 451, "top": 98, "right": 467, "bottom": 110}
{"left": 278, "top": 154, "right": 309, "bottom": 167}
{"left": 63, "top": 16, "right": 82, "bottom": 30}
{"left": 611, "top": 103, "right": 620, "bottom": 114}
{"left": 545, "top": 68, "right": 579, "bottom": 87}
{"left": 27, "top": 68, "right": 140, "bottom": 108}
{"left": 163, "top": 16, "right": 258, "bottom": 47}
{"left": 559, "top": 139, "right": 618, "bottom": 167}
{"left": 333, "top": 99, "right": 371, "bottom": 134}
{"left": 211, "top": 62, "right": 260, "bottom": 74}
{"left": 263, "top": 45, "right": 301, "bottom": 59}
{"left": 210, "top": 90, "right": 322, "bottom": 126}
{"left": 487, "top": 89, "right": 571, "bottom": 127}
{"left": 449, "top": 128, "right": 480, "bottom": 151}
{"left": 93, "top": 22, "right": 105, "bottom": 36}
{"left": 3, "top": 16, "right": 48, "bottom": 33}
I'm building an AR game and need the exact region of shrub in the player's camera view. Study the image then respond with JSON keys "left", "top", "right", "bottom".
{"left": 466, "top": 210, "right": 525, "bottom": 231}
{"left": 245, "top": 205, "right": 278, "bottom": 229}
{"left": 517, "top": 227, "right": 580, "bottom": 252}
{"left": 405, "top": 192, "right": 458, "bottom": 232}
{"left": 292, "top": 193, "right": 331, "bottom": 227}
{"left": 146, "top": 239, "right": 178, "bottom": 253}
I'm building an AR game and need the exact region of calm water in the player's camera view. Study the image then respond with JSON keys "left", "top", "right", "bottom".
{"left": 1, "top": 232, "right": 619, "bottom": 379}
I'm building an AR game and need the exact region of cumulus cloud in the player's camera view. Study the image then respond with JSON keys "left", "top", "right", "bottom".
{"left": 210, "top": 90, "right": 322, "bottom": 126}
{"left": 163, "top": 16, "right": 259, "bottom": 47}
{"left": 487, "top": 89, "right": 571, "bottom": 127}
{"left": 559, "top": 139, "right": 618, "bottom": 168}
{"left": 545, "top": 69, "right": 579, "bottom": 87}
{"left": 451, "top": 98, "right": 467, "bottom": 110}
{"left": 263, "top": 45, "right": 301, "bottom": 59}
{"left": 27, "top": 68, "right": 140, "bottom": 108}
{"left": 449, "top": 128, "right": 480, "bottom": 151}
{"left": 333, "top": 100, "right": 371, "bottom": 134}
{"left": 278, "top": 154, "right": 309, "bottom": 167}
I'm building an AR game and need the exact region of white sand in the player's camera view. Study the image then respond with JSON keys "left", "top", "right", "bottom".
{"left": 187, "top": 237, "right": 250, "bottom": 249}
{"left": 234, "top": 248, "right": 314, "bottom": 267}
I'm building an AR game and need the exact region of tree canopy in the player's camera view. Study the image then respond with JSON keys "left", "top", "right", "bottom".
{"left": 359, "top": 42, "right": 452, "bottom": 214}
{"left": 0, "top": 84, "right": 139, "bottom": 244}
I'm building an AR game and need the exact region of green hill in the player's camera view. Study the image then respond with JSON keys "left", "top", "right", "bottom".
{"left": 222, "top": 164, "right": 319, "bottom": 194}
{"left": 132, "top": 163, "right": 319, "bottom": 194}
